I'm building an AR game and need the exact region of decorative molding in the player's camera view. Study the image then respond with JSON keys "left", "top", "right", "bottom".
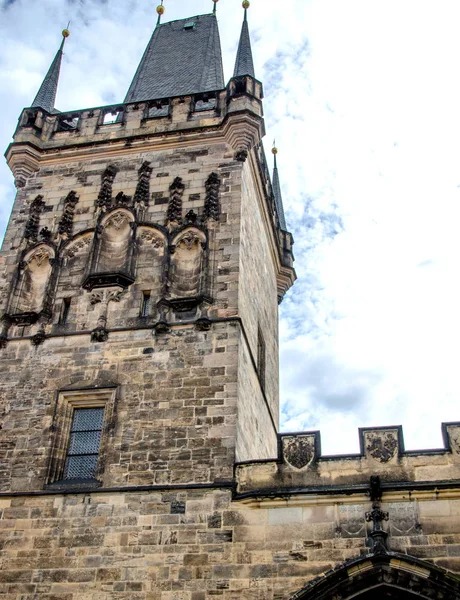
{"left": 31, "top": 329, "right": 47, "bottom": 346}
{"left": 185, "top": 209, "right": 198, "bottom": 225}
{"left": 91, "top": 326, "right": 109, "bottom": 343}
{"left": 96, "top": 165, "right": 118, "bottom": 211}
{"left": 89, "top": 286, "right": 125, "bottom": 342}
{"left": 138, "top": 228, "right": 164, "bottom": 249}
{"left": 195, "top": 317, "right": 212, "bottom": 331}
{"left": 103, "top": 210, "right": 131, "bottom": 230}
{"left": 365, "top": 500, "right": 390, "bottom": 555}
{"left": 24, "top": 195, "right": 45, "bottom": 242}
{"left": 166, "top": 177, "right": 185, "bottom": 226}
{"left": 204, "top": 172, "right": 221, "bottom": 221}
{"left": 64, "top": 235, "right": 92, "bottom": 260}
{"left": 57, "top": 191, "right": 79, "bottom": 238}
{"left": 133, "top": 161, "right": 153, "bottom": 210}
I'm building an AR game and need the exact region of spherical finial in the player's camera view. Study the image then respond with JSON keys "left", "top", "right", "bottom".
{"left": 62, "top": 29, "right": 70, "bottom": 38}
{"left": 272, "top": 146, "right": 278, "bottom": 155}
{"left": 242, "top": 0, "right": 250, "bottom": 9}
{"left": 156, "top": 4, "right": 165, "bottom": 16}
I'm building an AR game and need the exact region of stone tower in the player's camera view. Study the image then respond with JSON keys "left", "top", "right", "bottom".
{"left": 1, "top": 5, "right": 460, "bottom": 600}
{"left": 0, "top": 5, "right": 295, "bottom": 493}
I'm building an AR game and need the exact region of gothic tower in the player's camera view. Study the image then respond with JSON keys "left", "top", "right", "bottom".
{"left": 1, "top": 4, "right": 460, "bottom": 599}
{"left": 1, "top": 3, "right": 295, "bottom": 493}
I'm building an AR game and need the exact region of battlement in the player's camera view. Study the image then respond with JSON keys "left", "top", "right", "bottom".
{"left": 236, "top": 423, "right": 460, "bottom": 499}
{"left": 7, "top": 76, "right": 263, "bottom": 159}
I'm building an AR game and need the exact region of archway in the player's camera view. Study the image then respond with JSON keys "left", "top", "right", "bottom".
{"left": 291, "top": 553, "right": 460, "bottom": 600}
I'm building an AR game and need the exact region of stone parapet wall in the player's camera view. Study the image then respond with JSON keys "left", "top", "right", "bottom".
{"left": 236, "top": 425, "right": 460, "bottom": 496}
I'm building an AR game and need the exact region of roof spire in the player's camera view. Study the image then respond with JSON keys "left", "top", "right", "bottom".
{"left": 124, "top": 11, "right": 224, "bottom": 104}
{"left": 31, "top": 28, "right": 70, "bottom": 113}
{"left": 272, "top": 143, "right": 287, "bottom": 231}
{"left": 156, "top": 1, "right": 165, "bottom": 25}
{"left": 233, "top": 1, "right": 255, "bottom": 79}
{"left": 212, "top": 0, "right": 218, "bottom": 14}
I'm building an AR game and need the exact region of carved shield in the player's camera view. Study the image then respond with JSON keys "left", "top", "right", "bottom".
{"left": 366, "top": 432, "right": 398, "bottom": 463}
{"left": 283, "top": 438, "right": 315, "bottom": 470}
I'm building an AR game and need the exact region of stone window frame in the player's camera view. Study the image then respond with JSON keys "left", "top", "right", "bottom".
{"left": 46, "top": 387, "right": 117, "bottom": 487}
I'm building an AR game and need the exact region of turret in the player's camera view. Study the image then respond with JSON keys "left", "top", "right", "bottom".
{"left": 31, "top": 28, "right": 70, "bottom": 114}
{"left": 233, "top": 0, "right": 255, "bottom": 78}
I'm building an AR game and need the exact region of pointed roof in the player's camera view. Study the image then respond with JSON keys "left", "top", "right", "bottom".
{"left": 272, "top": 150, "right": 287, "bottom": 231}
{"left": 124, "top": 14, "right": 225, "bottom": 103}
{"left": 233, "top": 7, "right": 255, "bottom": 78}
{"left": 32, "top": 31, "right": 68, "bottom": 113}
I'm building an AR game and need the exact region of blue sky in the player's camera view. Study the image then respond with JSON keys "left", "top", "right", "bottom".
{"left": 1, "top": 0, "right": 460, "bottom": 454}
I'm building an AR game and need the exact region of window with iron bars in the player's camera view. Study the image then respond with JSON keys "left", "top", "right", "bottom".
{"left": 63, "top": 407, "right": 105, "bottom": 480}
{"left": 46, "top": 388, "right": 116, "bottom": 486}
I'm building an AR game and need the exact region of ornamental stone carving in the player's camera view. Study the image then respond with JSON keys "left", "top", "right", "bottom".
{"left": 139, "top": 229, "right": 164, "bottom": 249}
{"left": 96, "top": 165, "right": 118, "bottom": 211}
{"left": 282, "top": 435, "right": 316, "bottom": 470}
{"left": 166, "top": 177, "right": 185, "bottom": 226}
{"left": 65, "top": 235, "right": 92, "bottom": 260}
{"left": 204, "top": 172, "right": 221, "bottom": 221}
{"left": 365, "top": 431, "right": 398, "bottom": 464}
{"left": 57, "top": 191, "right": 79, "bottom": 238}
{"left": 24, "top": 195, "right": 45, "bottom": 242}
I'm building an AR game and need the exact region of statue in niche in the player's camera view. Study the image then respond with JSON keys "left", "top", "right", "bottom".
{"left": 83, "top": 209, "right": 135, "bottom": 290}
{"left": 14, "top": 245, "right": 55, "bottom": 317}
{"left": 98, "top": 210, "right": 133, "bottom": 273}
{"left": 169, "top": 229, "right": 206, "bottom": 301}
{"left": 58, "top": 234, "right": 93, "bottom": 298}
{"left": 136, "top": 226, "right": 166, "bottom": 289}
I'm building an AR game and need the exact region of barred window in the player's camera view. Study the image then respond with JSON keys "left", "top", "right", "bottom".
{"left": 46, "top": 388, "right": 116, "bottom": 487}
{"left": 63, "top": 407, "right": 104, "bottom": 480}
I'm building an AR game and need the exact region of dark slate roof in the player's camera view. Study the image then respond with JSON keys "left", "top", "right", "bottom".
{"left": 233, "top": 10, "right": 255, "bottom": 78}
{"left": 32, "top": 37, "right": 65, "bottom": 113}
{"left": 124, "top": 14, "right": 225, "bottom": 103}
{"left": 272, "top": 155, "right": 287, "bottom": 231}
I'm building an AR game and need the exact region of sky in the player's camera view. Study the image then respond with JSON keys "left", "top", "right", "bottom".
{"left": 1, "top": 0, "right": 460, "bottom": 455}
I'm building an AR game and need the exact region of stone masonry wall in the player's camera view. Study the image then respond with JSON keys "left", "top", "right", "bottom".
{"left": 0, "top": 488, "right": 459, "bottom": 599}
{"left": 235, "top": 160, "right": 280, "bottom": 463}
{"left": 0, "top": 324, "right": 239, "bottom": 492}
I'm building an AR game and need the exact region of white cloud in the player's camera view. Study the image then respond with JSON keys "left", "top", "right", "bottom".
{"left": 1, "top": 0, "right": 460, "bottom": 455}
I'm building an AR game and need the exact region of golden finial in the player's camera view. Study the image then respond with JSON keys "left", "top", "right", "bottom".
{"left": 62, "top": 29, "right": 70, "bottom": 38}
{"left": 156, "top": 1, "right": 165, "bottom": 25}
{"left": 272, "top": 141, "right": 278, "bottom": 155}
{"left": 242, "top": 1, "right": 250, "bottom": 9}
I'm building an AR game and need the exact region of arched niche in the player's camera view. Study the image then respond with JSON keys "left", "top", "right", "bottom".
{"left": 12, "top": 244, "right": 56, "bottom": 320}
{"left": 136, "top": 226, "right": 166, "bottom": 285}
{"left": 60, "top": 232, "right": 94, "bottom": 288}
{"left": 53, "top": 233, "right": 94, "bottom": 326}
{"left": 169, "top": 228, "right": 207, "bottom": 300}
{"left": 84, "top": 209, "right": 136, "bottom": 290}
{"left": 291, "top": 552, "right": 460, "bottom": 600}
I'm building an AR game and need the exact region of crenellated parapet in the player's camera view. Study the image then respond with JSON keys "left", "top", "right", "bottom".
{"left": 236, "top": 423, "right": 460, "bottom": 499}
